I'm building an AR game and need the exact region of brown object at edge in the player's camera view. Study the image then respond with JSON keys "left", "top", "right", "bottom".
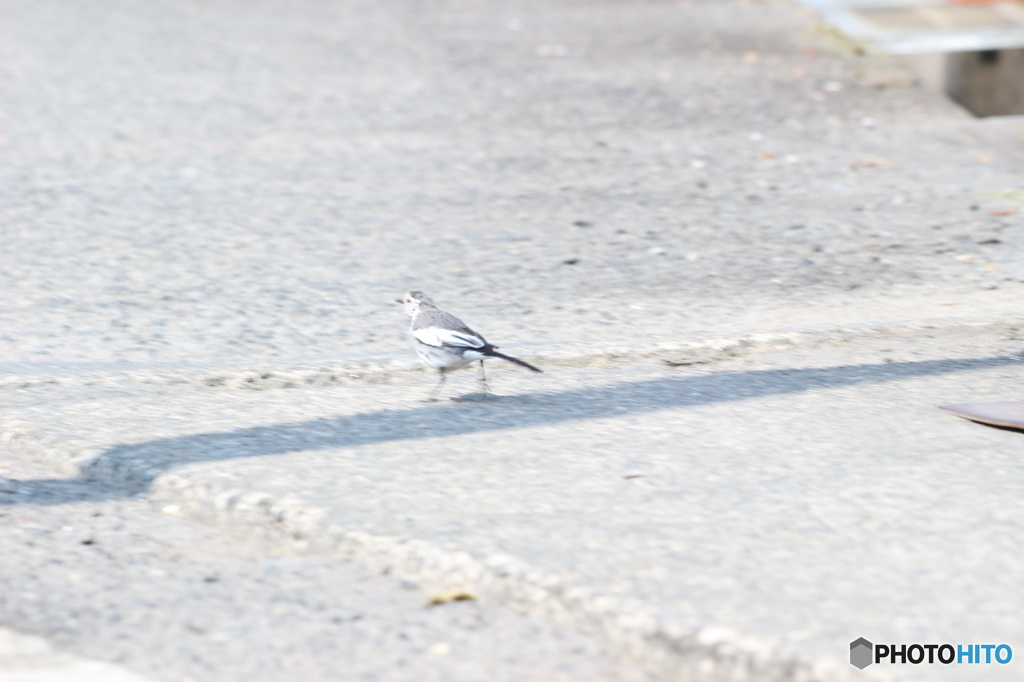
{"left": 939, "top": 401, "right": 1024, "bottom": 431}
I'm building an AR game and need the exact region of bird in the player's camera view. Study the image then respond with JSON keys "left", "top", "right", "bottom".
{"left": 396, "top": 290, "right": 541, "bottom": 401}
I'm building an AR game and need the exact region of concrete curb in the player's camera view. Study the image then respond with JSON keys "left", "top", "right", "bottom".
{"left": 1, "top": 420, "right": 898, "bottom": 682}
{"left": 6, "top": 319, "right": 1010, "bottom": 680}
{"left": 147, "top": 471, "right": 862, "bottom": 682}
{"left": 2, "top": 317, "right": 1020, "bottom": 392}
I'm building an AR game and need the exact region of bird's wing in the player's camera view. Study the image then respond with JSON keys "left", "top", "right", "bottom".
{"left": 412, "top": 309, "right": 488, "bottom": 348}
{"left": 413, "top": 326, "right": 486, "bottom": 349}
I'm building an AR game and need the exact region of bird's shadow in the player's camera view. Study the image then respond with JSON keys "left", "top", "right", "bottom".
{"left": 3, "top": 353, "right": 1021, "bottom": 506}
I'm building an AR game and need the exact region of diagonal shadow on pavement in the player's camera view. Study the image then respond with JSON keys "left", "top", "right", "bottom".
{"left": 4, "top": 353, "right": 1021, "bottom": 506}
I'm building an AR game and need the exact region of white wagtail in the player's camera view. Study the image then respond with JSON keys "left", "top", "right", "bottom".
{"left": 397, "top": 290, "right": 541, "bottom": 401}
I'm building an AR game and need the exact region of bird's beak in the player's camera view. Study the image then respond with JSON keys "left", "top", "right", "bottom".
{"left": 394, "top": 298, "right": 403, "bottom": 304}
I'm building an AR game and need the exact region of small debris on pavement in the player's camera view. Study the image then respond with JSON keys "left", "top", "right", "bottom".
{"left": 427, "top": 642, "right": 452, "bottom": 655}
{"left": 427, "top": 591, "right": 476, "bottom": 606}
{"left": 852, "top": 157, "right": 900, "bottom": 168}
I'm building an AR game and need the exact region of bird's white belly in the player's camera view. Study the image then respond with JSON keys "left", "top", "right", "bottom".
{"left": 414, "top": 342, "right": 481, "bottom": 370}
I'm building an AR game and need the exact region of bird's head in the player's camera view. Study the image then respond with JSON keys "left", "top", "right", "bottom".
{"left": 395, "top": 290, "right": 435, "bottom": 316}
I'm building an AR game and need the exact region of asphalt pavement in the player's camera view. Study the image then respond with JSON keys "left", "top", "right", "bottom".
{"left": 1, "top": 0, "right": 1022, "bottom": 680}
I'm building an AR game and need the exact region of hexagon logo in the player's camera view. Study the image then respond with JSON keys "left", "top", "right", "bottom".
{"left": 850, "top": 637, "right": 873, "bottom": 669}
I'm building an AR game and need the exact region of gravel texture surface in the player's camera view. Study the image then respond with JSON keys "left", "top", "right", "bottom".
{"left": 2, "top": 0, "right": 1022, "bottom": 372}
{"left": 4, "top": 326, "right": 1022, "bottom": 681}
{"left": 0, "top": 452, "right": 653, "bottom": 682}
{"left": 3, "top": 0, "right": 1023, "bottom": 680}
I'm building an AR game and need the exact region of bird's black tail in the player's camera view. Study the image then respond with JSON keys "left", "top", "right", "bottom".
{"left": 485, "top": 349, "right": 542, "bottom": 372}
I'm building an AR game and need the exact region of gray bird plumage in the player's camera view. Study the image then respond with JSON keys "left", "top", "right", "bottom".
{"left": 397, "top": 290, "right": 541, "bottom": 401}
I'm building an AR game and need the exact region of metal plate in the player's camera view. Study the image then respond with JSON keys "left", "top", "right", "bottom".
{"left": 798, "top": 0, "right": 1024, "bottom": 53}
{"left": 939, "top": 401, "right": 1024, "bottom": 430}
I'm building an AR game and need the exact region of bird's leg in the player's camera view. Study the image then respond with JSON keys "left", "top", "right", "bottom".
{"left": 478, "top": 360, "right": 489, "bottom": 395}
{"left": 425, "top": 371, "right": 446, "bottom": 402}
